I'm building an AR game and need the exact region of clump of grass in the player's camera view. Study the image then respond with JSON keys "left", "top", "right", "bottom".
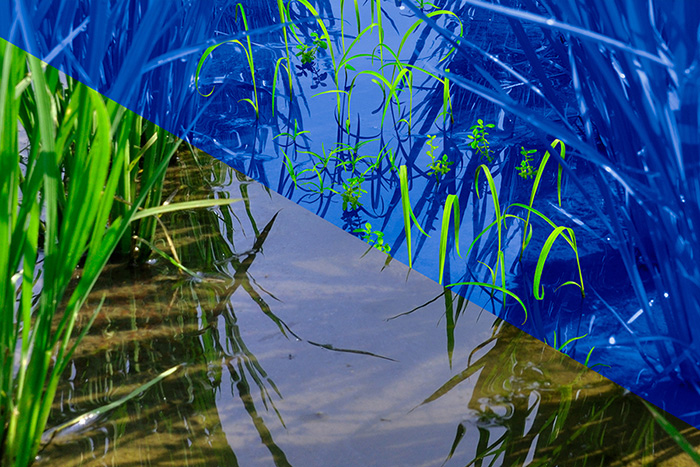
{"left": 0, "top": 38, "right": 236, "bottom": 466}
{"left": 406, "top": 0, "right": 700, "bottom": 409}
{"left": 429, "top": 140, "right": 583, "bottom": 324}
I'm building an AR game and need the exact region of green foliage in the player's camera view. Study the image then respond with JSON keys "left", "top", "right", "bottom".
{"left": 0, "top": 38, "right": 237, "bottom": 466}
{"left": 340, "top": 175, "right": 367, "bottom": 211}
{"left": 399, "top": 165, "right": 430, "bottom": 269}
{"left": 468, "top": 119, "right": 496, "bottom": 162}
{"left": 295, "top": 31, "right": 328, "bottom": 64}
{"left": 354, "top": 223, "right": 390, "bottom": 253}
{"left": 425, "top": 135, "right": 453, "bottom": 181}
{"left": 516, "top": 147, "right": 537, "bottom": 179}
{"left": 437, "top": 140, "right": 583, "bottom": 325}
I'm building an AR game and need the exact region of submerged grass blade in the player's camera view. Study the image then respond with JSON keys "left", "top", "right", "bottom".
{"left": 43, "top": 365, "right": 182, "bottom": 444}
{"left": 642, "top": 400, "right": 700, "bottom": 464}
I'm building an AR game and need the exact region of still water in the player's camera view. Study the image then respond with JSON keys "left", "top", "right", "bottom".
{"left": 35, "top": 151, "right": 700, "bottom": 466}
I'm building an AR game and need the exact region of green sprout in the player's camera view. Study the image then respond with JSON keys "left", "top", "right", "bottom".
{"left": 415, "top": 0, "right": 439, "bottom": 8}
{"left": 354, "top": 222, "right": 390, "bottom": 253}
{"left": 468, "top": 119, "right": 495, "bottom": 162}
{"left": 425, "top": 135, "right": 453, "bottom": 181}
{"left": 273, "top": 119, "right": 309, "bottom": 143}
{"left": 517, "top": 147, "right": 538, "bottom": 179}
{"left": 340, "top": 175, "right": 367, "bottom": 211}
{"left": 547, "top": 331, "right": 610, "bottom": 369}
{"left": 295, "top": 31, "right": 328, "bottom": 64}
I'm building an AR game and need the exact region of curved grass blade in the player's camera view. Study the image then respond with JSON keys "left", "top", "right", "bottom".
{"left": 521, "top": 139, "right": 566, "bottom": 255}
{"left": 439, "top": 193, "right": 461, "bottom": 285}
{"left": 399, "top": 165, "right": 430, "bottom": 268}
{"left": 448, "top": 281, "right": 528, "bottom": 324}
{"left": 43, "top": 365, "right": 182, "bottom": 445}
{"left": 533, "top": 226, "right": 584, "bottom": 300}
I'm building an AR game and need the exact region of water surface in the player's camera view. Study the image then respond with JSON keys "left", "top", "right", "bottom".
{"left": 36, "top": 151, "right": 700, "bottom": 466}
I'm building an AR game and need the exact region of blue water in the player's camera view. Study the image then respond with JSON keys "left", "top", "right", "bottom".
{"left": 2, "top": 0, "right": 698, "bottom": 430}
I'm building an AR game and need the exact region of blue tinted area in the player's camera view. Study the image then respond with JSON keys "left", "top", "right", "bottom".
{"left": 3, "top": 0, "right": 700, "bottom": 430}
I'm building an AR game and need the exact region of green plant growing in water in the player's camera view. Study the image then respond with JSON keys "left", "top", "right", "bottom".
{"left": 547, "top": 331, "right": 609, "bottom": 369}
{"left": 295, "top": 31, "right": 328, "bottom": 64}
{"left": 468, "top": 119, "right": 496, "bottom": 162}
{"left": 425, "top": 135, "right": 453, "bottom": 182}
{"left": 274, "top": 119, "right": 309, "bottom": 143}
{"left": 399, "top": 165, "right": 431, "bottom": 268}
{"left": 415, "top": 0, "right": 439, "bottom": 9}
{"left": 354, "top": 223, "right": 390, "bottom": 253}
{"left": 516, "top": 147, "right": 538, "bottom": 179}
{"left": 430, "top": 140, "right": 583, "bottom": 325}
{"left": 340, "top": 175, "right": 367, "bottom": 211}
{"left": 0, "top": 40, "right": 235, "bottom": 466}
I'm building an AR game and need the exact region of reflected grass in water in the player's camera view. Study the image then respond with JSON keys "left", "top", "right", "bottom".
{"left": 36, "top": 150, "right": 700, "bottom": 466}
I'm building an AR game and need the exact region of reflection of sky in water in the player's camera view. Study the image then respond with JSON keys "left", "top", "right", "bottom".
{"left": 37, "top": 155, "right": 698, "bottom": 467}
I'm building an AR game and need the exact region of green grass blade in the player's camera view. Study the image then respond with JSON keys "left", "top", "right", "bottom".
{"left": 642, "top": 399, "right": 700, "bottom": 464}
{"left": 44, "top": 365, "right": 182, "bottom": 443}
{"left": 533, "top": 226, "right": 584, "bottom": 300}
{"left": 521, "top": 139, "right": 566, "bottom": 254}
{"left": 131, "top": 198, "right": 241, "bottom": 221}
{"left": 438, "top": 194, "right": 461, "bottom": 285}
{"left": 448, "top": 281, "right": 528, "bottom": 324}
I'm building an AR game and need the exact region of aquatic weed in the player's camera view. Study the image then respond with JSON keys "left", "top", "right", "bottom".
{"left": 294, "top": 31, "right": 327, "bottom": 64}
{"left": 516, "top": 147, "right": 537, "bottom": 179}
{"left": 425, "top": 135, "right": 453, "bottom": 182}
{"left": 354, "top": 222, "right": 390, "bottom": 253}
{"left": 340, "top": 175, "right": 367, "bottom": 211}
{"left": 467, "top": 119, "right": 495, "bottom": 162}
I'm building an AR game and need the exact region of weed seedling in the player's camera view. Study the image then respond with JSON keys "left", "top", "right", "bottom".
{"left": 295, "top": 31, "right": 328, "bottom": 64}
{"left": 415, "top": 0, "right": 439, "bottom": 8}
{"left": 547, "top": 331, "right": 609, "bottom": 369}
{"left": 354, "top": 222, "right": 390, "bottom": 253}
{"left": 341, "top": 175, "right": 367, "bottom": 211}
{"left": 425, "top": 135, "right": 453, "bottom": 181}
{"left": 516, "top": 147, "right": 537, "bottom": 179}
{"left": 274, "top": 119, "right": 309, "bottom": 145}
{"left": 468, "top": 119, "right": 495, "bottom": 162}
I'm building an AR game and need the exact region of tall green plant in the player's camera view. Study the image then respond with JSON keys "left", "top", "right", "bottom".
{"left": 0, "top": 39, "right": 235, "bottom": 465}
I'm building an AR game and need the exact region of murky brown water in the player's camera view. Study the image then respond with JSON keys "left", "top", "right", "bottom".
{"left": 35, "top": 150, "right": 700, "bottom": 466}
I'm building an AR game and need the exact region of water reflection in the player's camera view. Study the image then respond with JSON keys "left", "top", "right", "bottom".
{"left": 421, "top": 320, "right": 700, "bottom": 466}
{"left": 37, "top": 151, "right": 700, "bottom": 466}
